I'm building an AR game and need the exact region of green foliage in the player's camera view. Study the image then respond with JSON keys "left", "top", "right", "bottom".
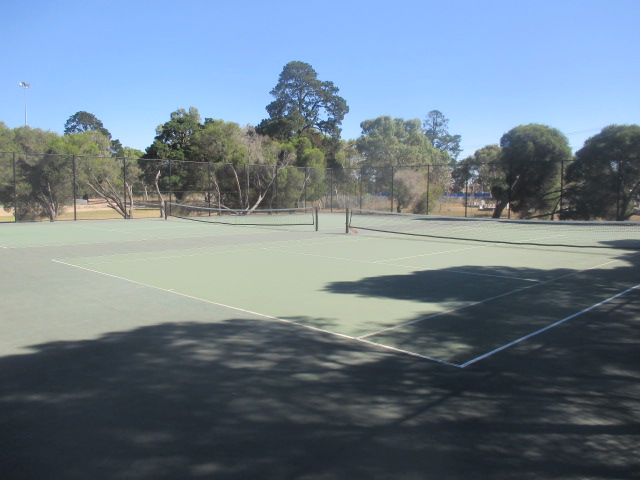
{"left": 0, "top": 121, "right": 18, "bottom": 151}
{"left": 192, "top": 119, "right": 247, "bottom": 164}
{"left": 113, "top": 146, "right": 145, "bottom": 159}
{"left": 498, "top": 124, "right": 571, "bottom": 218}
{"left": 357, "top": 116, "right": 446, "bottom": 167}
{"left": 64, "top": 111, "right": 111, "bottom": 138}
{"left": 17, "top": 154, "right": 74, "bottom": 221}
{"left": 12, "top": 126, "right": 60, "bottom": 153}
{"left": 453, "top": 145, "right": 503, "bottom": 192}
{"left": 564, "top": 124, "right": 640, "bottom": 220}
{"left": 0, "top": 129, "right": 113, "bottom": 221}
{"left": 394, "top": 169, "right": 426, "bottom": 213}
{"left": 356, "top": 116, "right": 447, "bottom": 208}
{"left": 64, "top": 111, "right": 124, "bottom": 156}
{"left": 145, "top": 107, "right": 202, "bottom": 161}
{"left": 414, "top": 184, "right": 444, "bottom": 214}
{"left": 2, "top": 92, "right": 638, "bottom": 224}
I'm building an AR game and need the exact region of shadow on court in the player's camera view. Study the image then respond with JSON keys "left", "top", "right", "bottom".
{"left": 322, "top": 249, "right": 640, "bottom": 365}
{"left": 1, "top": 303, "right": 639, "bottom": 480}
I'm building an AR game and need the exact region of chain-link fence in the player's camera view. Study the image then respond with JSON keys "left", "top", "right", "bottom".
{"left": 1, "top": 153, "right": 638, "bottom": 222}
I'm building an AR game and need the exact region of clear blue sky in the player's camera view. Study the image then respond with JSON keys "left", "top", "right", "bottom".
{"left": 2, "top": 0, "right": 639, "bottom": 158}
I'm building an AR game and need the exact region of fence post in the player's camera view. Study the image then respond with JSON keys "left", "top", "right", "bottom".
{"left": 330, "top": 168, "right": 334, "bottom": 212}
{"left": 12, "top": 152, "right": 17, "bottom": 223}
{"left": 72, "top": 155, "right": 77, "bottom": 221}
{"left": 507, "top": 159, "right": 513, "bottom": 219}
{"left": 169, "top": 159, "right": 173, "bottom": 205}
{"left": 207, "top": 162, "right": 212, "bottom": 214}
{"left": 122, "top": 157, "right": 128, "bottom": 219}
{"left": 390, "top": 166, "right": 394, "bottom": 213}
{"left": 304, "top": 166, "right": 308, "bottom": 208}
{"left": 464, "top": 164, "right": 469, "bottom": 217}
{"left": 616, "top": 159, "right": 623, "bottom": 220}
{"left": 426, "top": 164, "right": 430, "bottom": 215}
{"left": 245, "top": 164, "right": 249, "bottom": 209}
{"left": 559, "top": 158, "right": 565, "bottom": 219}
{"left": 275, "top": 166, "right": 279, "bottom": 210}
{"left": 359, "top": 167, "right": 363, "bottom": 210}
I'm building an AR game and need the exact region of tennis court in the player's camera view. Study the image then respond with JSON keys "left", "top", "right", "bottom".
{"left": 1, "top": 212, "right": 639, "bottom": 479}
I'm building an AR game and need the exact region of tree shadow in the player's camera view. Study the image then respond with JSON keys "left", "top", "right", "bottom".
{"left": 322, "top": 248, "right": 640, "bottom": 360}
{"left": 1, "top": 303, "right": 639, "bottom": 479}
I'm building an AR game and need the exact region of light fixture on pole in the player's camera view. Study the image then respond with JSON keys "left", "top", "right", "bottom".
{"left": 18, "top": 82, "right": 30, "bottom": 126}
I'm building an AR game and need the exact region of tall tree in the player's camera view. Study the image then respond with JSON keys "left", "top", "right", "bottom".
{"left": 564, "top": 124, "right": 640, "bottom": 221}
{"left": 495, "top": 124, "right": 571, "bottom": 219}
{"left": 0, "top": 127, "right": 64, "bottom": 220}
{"left": 423, "top": 110, "right": 462, "bottom": 161}
{"left": 356, "top": 116, "right": 445, "bottom": 167}
{"left": 145, "top": 107, "right": 202, "bottom": 161}
{"left": 0, "top": 129, "right": 112, "bottom": 221}
{"left": 356, "top": 116, "right": 447, "bottom": 212}
{"left": 64, "top": 111, "right": 110, "bottom": 137}
{"left": 257, "top": 61, "right": 349, "bottom": 142}
{"left": 142, "top": 107, "right": 203, "bottom": 200}
{"left": 64, "top": 111, "right": 122, "bottom": 155}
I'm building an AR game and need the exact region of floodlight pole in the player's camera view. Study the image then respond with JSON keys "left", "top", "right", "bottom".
{"left": 18, "top": 82, "right": 30, "bottom": 126}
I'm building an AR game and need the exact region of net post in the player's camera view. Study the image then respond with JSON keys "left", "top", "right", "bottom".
{"left": 163, "top": 200, "right": 168, "bottom": 220}
{"left": 315, "top": 207, "right": 319, "bottom": 231}
{"left": 346, "top": 208, "right": 350, "bottom": 234}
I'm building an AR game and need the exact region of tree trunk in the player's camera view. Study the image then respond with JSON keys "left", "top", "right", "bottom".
{"left": 154, "top": 170, "right": 165, "bottom": 218}
{"left": 491, "top": 175, "right": 520, "bottom": 219}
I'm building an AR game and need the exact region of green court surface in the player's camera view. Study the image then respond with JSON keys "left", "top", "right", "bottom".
{"left": 52, "top": 229, "right": 637, "bottom": 366}
{"left": 1, "top": 215, "right": 639, "bottom": 479}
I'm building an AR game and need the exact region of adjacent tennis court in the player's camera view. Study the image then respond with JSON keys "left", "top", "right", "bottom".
{"left": 1, "top": 212, "right": 639, "bottom": 479}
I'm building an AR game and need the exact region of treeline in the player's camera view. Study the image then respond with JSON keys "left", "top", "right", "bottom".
{"left": 1, "top": 61, "right": 639, "bottom": 221}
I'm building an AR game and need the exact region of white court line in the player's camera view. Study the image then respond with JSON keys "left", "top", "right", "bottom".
{"left": 51, "top": 258, "right": 456, "bottom": 365}
{"left": 444, "top": 269, "right": 539, "bottom": 282}
{"left": 358, "top": 257, "right": 626, "bottom": 340}
{"left": 260, "top": 243, "right": 539, "bottom": 281}
{"left": 5, "top": 221, "right": 322, "bottom": 250}
{"left": 460, "top": 283, "right": 640, "bottom": 368}
{"left": 64, "top": 235, "right": 358, "bottom": 265}
{"left": 372, "top": 244, "right": 488, "bottom": 263}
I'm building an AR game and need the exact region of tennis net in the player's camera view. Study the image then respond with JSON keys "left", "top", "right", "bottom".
{"left": 166, "top": 202, "right": 318, "bottom": 229}
{"left": 346, "top": 208, "right": 640, "bottom": 249}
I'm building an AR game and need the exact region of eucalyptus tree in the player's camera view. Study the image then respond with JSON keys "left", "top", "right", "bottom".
{"left": 142, "top": 107, "right": 203, "bottom": 200}
{"left": 494, "top": 124, "right": 571, "bottom": 219}
{"left": 145, "top": 107, "right": 202, "bottom": 161}
{"left": 356, "top": 116, "right": 448, "bottom": 212}
{"left": 564, "top": 124, "right": 640, "bottom": 220}
{"left": 357, "top": 116, "right": 445, "bottom": 167}
{"left": 0, "top": 128, "right": 113, "bottom": 221}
